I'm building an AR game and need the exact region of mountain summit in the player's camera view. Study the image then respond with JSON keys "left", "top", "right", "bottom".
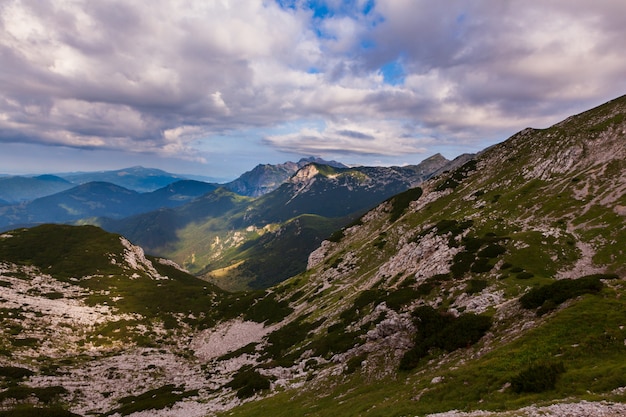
{"left": 224, "top": 157, "right": 348, "bottom": 197}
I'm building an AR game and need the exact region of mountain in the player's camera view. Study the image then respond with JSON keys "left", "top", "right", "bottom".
{"left": 57, "top": 166, "right": 189, "bottom": 192}
{"left": 0, "top": 180, "right": 218, "bottom": 231}
{"left": 224, "top": 157, "right": 348, "bottom": 197}
{"left": 103, "top": 155, "right": 451, "bottom": 290}
{"left": 212, "top": 94, "right": 626, "bottom": 415}
{"left": 0, "top": 174, "right": 74, "bottom": 203}
{"left": 0, "top": 95, "right": 625, "bottom": 417}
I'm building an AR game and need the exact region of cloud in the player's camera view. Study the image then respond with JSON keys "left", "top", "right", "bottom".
{"left": 263, "top": 119, "right": 429, "bottom": 157}
{"left": 1, "top": 0, "right": 626, "bottom": 168}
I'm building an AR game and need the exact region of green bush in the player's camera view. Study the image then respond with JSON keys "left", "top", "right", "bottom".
{"left": 0, "top": 366, "right": 34, "bottom": 381}
{"left": 434, "top": 219, "right": 474, "bottom": 237}
{"left": 311, "top": 329, "right": 364, "bottom": 358}
{"left": 451, "top": 251, "right": 475, "bottom": 278}
{"left": 389, "top": 187, "right": 423, "bottom": 222}
{"left": 0, "top": 386, "right": 67, "bottom": 404}
{"left": 435, "top": 314, "right": 492, "bottom": 352}
{"left": 345, "top": 354, "right": 367, "bottom": 374}
{"left": 516, "top": 271, "right": 534, "bottom": 280}
{"left": 263, "top": 317, "right": 324, "bottom": 364}
{"left": 416, "top": 282, "right": 436, "bottom": 295}
{"left": 227, "top": 368, "right": 271, "bottom": 399}
{"left": 470, "top": 258, "right": 494, "bottom": 274}
{"left": 435, "top": 160, "right": 477, "bottom": 191}
{"left": 109, "top": 384, "right": 197, "bottom": 416}
{"left": 465, "top": 279, "right": 488, "bottom": 294}
{"left": 399, "top": 306, "right": 491, "bottom": 371}
{"left": 384, "top": 287, "right": 420, "bottom": 311}
{"left": 477, "top": 244, "right": 506, "bottom": 258}
{"left": 519, "top": 275, "right": 605, "bottom": 313}
{"left": 511, "top": 361, "right": 565, "bottom": 393}
{"left": 0, "top": 407, "right": 80, "bottom": 417}
{"left": 243, "top": 294, "right": 293, "bottom": 324}
{"left": 327, "top": 229, "right": 344, "bottom": 243}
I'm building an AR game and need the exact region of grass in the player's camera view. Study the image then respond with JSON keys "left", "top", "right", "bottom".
{"left": 220, "top": 286, "right": 626, "bottom": 417}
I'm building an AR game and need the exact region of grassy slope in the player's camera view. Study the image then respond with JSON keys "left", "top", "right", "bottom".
{"left": 226, "top": 290, "right": 626, "bottom": 416}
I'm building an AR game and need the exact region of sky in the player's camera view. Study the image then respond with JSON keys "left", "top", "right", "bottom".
{"left": 1, "top": 0, "right": 626, "bottom": 180}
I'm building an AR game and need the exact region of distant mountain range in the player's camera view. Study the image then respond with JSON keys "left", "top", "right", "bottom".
{"left": 0, "top": 180, "right": 217, "bottom": 230}
{"left": 0, "top": 174, "right": 74, "bottom": 204}
{"left": 101, "top": 154, "right": 456, "bottom": 290}
{"left": 0, "top": 158, "right": 346, "bottom": 203}
{"left": 0, "top": 155, "right": 456, "bottom": 289}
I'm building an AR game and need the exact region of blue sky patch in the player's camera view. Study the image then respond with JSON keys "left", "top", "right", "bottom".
{"left": 380, "top": 57, "right": 406, "bottom": 86}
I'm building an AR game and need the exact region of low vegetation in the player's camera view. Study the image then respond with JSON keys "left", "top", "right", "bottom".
{"left": 519, "top": 274, "right": 613, "bottom": 315}
{"left": 399, "top": 306, "right": 492, "bottom": 370}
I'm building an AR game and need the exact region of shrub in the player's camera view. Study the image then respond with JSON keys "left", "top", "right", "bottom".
{"left": 477, "top": 244, "right": 506, "bottom": 258}
{"left": 433, "top": 219, "right": 474, "bottom": 237}
{"left": 0, "top": 385, "right": 67, "bottom": 404}
{"left": 0, "top": 366, "right": 34, "bottom": 381}
{"left": 465, "top": 279, "right": 488, "bottom": 294}
{"left": 243, "top": 294, "right": 293, "bottom": 324}
{"left": 311, "top": 329, "right": 364, "bottom": 358}
{"left": 110, "top": 385, "right": 197, "bottom": 415}
{"left": 435, "top": 160, "right": 477, "bottom": 191}
{"left": 519, "top": 275, "right": 604, "bottom": 311}
{"left": 399, "top": 306, "right": 491, "bottom": 370}
{"left": 451, "top": 251, "right": 474, "bottom": 278}
{"left": 470, "top": 258, "right": 494, "bottom": 273}
{"left": 416, "top": 282, "right": 436, "bottom": 295}
{"left": 384, "top": 287, "right": 420, "bottom": 311}
{"left": 389, "top": 187, "right": 423, "bottom": 222}
{"left": 0, "top": 407, "right": 80, "bottom": 417}
{"left": 327, "top": 229, "right": 344, "bottom": 243}
{"left": 435, "top": 314, "right": 492, "bottom": 352}
{"left": 345, "top": 354, "right": 367, "bottom": 374}
{"left": 511, "top": 362, "right": 565, "bottom": 393}
{"left": 227, "top": 368, "right": 271, "bottom": 399}
{"left": 264, "top": 317, "right": 322, "bottom": 363}
{"left": 516, "top": 271, "right": 535, "bottom": 280}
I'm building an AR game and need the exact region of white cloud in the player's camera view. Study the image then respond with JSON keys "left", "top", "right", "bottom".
{"left": 264, "top": 119, "right": 429, "bottom": 157}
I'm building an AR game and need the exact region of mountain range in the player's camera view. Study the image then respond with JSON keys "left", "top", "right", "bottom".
{"left": 0, "top": 155, "right": 456, "bottom": 290}
{"left": 0, "top": 95, "right": 624, "bottom": 416}
{"left": 101, "top": 154, "right": 456, "bottom": 290}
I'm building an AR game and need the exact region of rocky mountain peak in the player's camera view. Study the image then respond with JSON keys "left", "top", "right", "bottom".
{"left": 289, "top": 163, "right": 322, "bottom": 183}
